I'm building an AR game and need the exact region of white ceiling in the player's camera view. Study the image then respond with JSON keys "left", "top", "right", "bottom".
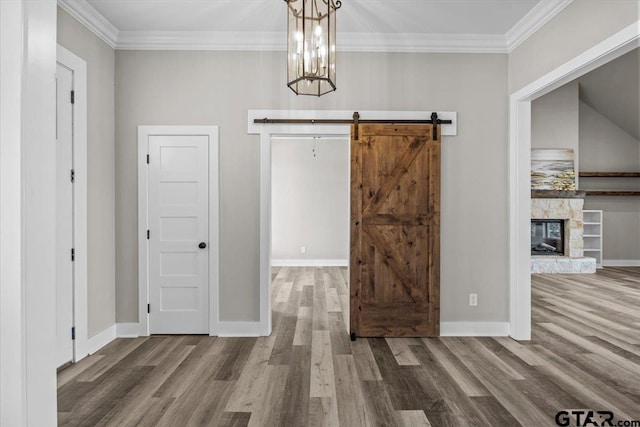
{"left": 86, "top": 0, "right": 538, "bottom": 34}
{"left": 59, "top": 0, "right": 574, "bottom": 52}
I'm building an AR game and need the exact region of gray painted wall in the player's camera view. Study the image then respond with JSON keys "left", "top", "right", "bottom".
{"left": 509, "top": 0, "right": 639, "bottom": 93}
{"left": 59, "top": 0, "right": 639, "bottom": 331}
{"left": 580, "top": 101, "right": 640, "bottom": 262}
{"left": 531, "top": 81, "right": 580, "bottom": 183}
{"left": 115, "top": 51, "right": 509, "bottom": 323}
{"left": 57, "top": 8, "right": 116, "bottom": 337}
{"left": 579, "top": 49, "right": 639, "bottom": 140}
{"left": 271, "top": 138, "right": 349, "bottom": 263}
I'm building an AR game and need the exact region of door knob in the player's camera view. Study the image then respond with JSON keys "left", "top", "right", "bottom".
{"left": 198, "top": 242, "right": 207, "bottom": 249}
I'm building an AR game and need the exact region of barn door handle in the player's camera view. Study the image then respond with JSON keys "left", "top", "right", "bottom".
{"left": 198, "top": 242, "right": 207, "bottom": 249}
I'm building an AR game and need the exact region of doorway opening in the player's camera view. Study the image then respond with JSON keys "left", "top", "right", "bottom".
{"left": 249, "top": 109, "right": 456, "bottom": 337}
{"left": 270, "top": 135, "right": 351, "bottom": 332}
{"left": 271, "top": 136, "right": 350, "bottom": 268}
{"left": 509, "top": 22, "right": 640, "bottom": 340}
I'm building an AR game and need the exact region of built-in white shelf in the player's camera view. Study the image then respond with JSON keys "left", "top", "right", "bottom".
{"left": 583, "top": 210, "right": 603, "bottom": 268}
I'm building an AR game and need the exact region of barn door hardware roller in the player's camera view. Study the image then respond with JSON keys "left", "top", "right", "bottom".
{"left": 253, "top": 112, "right": 451, "bottom": 141}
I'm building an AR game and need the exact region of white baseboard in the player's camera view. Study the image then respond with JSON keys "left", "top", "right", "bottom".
{"left": 272, "top": 259, "right": 348, "bottom": 267}
{"left": 87, "top": 321, "right": 512, "bottom": 343}
{"left": 116, "top": 322, "right": 141, "bottom": 338}
{"left": 87, "top": 324, "right": 116, "bottom": 355}
{"left": 440, "top": 322, "right": 510, "bottom": 337}
{"left": 602, "top": 259, "right": 640, "bottom": 267}
{"left": 85, "top": 322, "right": 143, "bottom": 356}
{"left": 86, "top": 321, "right": 268, "bottom": 348}
{"left": 217, "top": 321, "right": 266, "bottom": 337}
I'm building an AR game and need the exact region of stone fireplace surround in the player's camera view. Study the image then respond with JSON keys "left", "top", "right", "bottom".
{"left": 531, "top": 192, "right": 596, "bottom": 274}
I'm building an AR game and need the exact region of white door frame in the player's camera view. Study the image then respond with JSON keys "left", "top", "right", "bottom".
{"left": 56, "top": 45, "right": 89, "bottom": 361}
{"left": 1, "top": 1, "right": 57, "bottom": 424}
{"left": 138, "top": 126, "right": 220, "bottom": 336}
{"left": 508, "top": 21, "right": 640, "bottom": 340}
{"left": 248, "top": 110, "right": 457, "bottom": 336}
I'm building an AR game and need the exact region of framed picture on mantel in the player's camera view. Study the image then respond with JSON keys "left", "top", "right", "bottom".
{"left": 531, "top": 149, "right": 576, "bottom": 191}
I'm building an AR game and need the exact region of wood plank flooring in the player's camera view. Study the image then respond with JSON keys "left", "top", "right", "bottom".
{"left": 58, "top": 267, "right": 640, "bottom": 426}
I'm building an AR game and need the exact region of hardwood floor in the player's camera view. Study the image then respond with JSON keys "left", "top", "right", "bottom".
{"left": 58, "top": 267, "right": 640, "bottom": 426}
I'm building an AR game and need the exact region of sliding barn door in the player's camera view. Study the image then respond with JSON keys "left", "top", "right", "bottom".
{"left": 350, "top": 124, "right": 440, "bottom": 337}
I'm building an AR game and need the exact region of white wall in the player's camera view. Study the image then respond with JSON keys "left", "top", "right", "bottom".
{"left": 579, "top": 101, "right": 640, "bottom": 262}
{"left": 115, "top": 50, "right": 509, "bottom": 323}
{"left": 57, "top": 8, "right": 117, "bottom": 337}
{"left": 271, "top": 138, "right": 349, "bottom": 264}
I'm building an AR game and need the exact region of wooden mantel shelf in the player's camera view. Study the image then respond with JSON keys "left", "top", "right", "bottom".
{"left": 531, "top": 190, "right": 586, "bottom": 199}
{"left": 580, "top": 172, "right": 640, "bottom": 177}
{"left": 584, "top": 191, "right": 640, "bottom": 196}
{"left": 579, "top": 173, "right": 640, "bottom": 195}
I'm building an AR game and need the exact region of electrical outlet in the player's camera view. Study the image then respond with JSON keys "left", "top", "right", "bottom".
{"left": 469, "top": 293, "right": 478, "bottom": 307}
{"left": 301, "top": 246, "right": 306, "bottom": 254}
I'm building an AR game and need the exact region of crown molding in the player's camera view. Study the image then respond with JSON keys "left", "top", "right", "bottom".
{"left": 58, "top": 0, "right": 568, "bottom": 54}
{"left": 339, "top": 33, "right": 507, "bottom": 53}
{"left": 58, "top": 0, "right": 119, "bottom": 48}
{"left": 117, "top": 31, "right": 285, "bottom": 51}
{"left": 117, "top": 31, "right": 507, "bottom": 53}
{"left": 505, "top": 0, "right": 573, "bottom": 52}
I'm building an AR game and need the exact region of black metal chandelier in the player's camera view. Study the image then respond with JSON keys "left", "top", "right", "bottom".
{"left": 284, "top": 0, "right": 341, "bottom": 96}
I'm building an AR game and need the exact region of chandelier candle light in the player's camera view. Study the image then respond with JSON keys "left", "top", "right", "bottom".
{"left": 285, "top": 0, "right": 341, "bottom": 96}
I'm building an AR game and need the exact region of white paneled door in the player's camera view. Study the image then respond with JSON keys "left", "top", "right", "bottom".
{"left": 148, "top": 135, "right": 210, "bottom": 334}
{"left": 56, "top": 62, "right": 75, "bottom": 367}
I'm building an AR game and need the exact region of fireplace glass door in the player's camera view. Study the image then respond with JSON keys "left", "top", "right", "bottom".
{"left": 531, "top": 219, "right": 565, "bottom": 256}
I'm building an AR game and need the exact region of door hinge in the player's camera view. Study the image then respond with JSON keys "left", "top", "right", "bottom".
{"left": 147, "top": 303, "right": 150, "bottom": 314}
{"left": 70, "top": 169, "right": 75, "bottom": 183}
{"left": 146, "top": 154, "right": 150, "bottom": 164}
{"left": 147, "top": 230, "right": 150, "bottom": 239}
{"left": 70, "top": 90, "right": 75, "bottom": 104}
{"left": 71, "top": 327, "right": 75, "bottom": 340}
{"left": 71, "top": 248, "right": 75, "bottom": 262}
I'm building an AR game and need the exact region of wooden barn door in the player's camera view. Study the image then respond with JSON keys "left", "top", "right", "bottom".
{"left": 350, "top": 124, "right": 440, "bottom": 337}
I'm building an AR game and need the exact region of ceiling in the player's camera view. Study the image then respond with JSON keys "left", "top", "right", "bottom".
{"left": 578, "top": 48, "right": 640, "bottom": 140}
{"left": 59, "top": 0, "right": 574, "bottom": 52}
{"left": 86, "top": 0, "right": 536, "bottom": 34}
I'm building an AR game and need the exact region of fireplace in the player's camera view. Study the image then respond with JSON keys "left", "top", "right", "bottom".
{"left": 530, "top": 194, "right": 595, "bottom": 273}
{"left": 531, "top": 219, "right": 565, "bottom": 256}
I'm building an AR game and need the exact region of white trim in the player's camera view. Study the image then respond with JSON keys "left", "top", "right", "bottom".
{"left": 440, "top": 322, "right": 510, "bottom": 337}
{"left": 116, "top": 323, "right": 141, "bottom": 338}
{"left": 57, "top": 0, "right": 564, "bottom": 54}
{"left": 509, "top": 20, "right": 640, "bottom": 341}
{"left": 78, "top": 324, "right": 142, "bottom": 356}
{"left": 272, "top": 259, "right": 349, "bottom": 267}
{"left": 505, "top": 0, "right": 573, "bottom": 52}
{"left": 0, "top": 2, "right": 26, "bottom": 423}
{"left": 602, "top": 260, "right": 640, "bottom": 267}
{"left": 249, "top": 109, "right": 457, "bottom": 338}
{"left": 56, "top": 0, "right": 572, "bottom": 53}
{"left": 137, "top": 130, "right": 149, "bottom": 335}
{"left": 0, "top": 2, "right": 58, "bottom": 425}
{"left": 57, "top": 0, "right": 118, "bottom": 49}
{"left": 137, "top": 126, "right": 220, "bottom": 337}
{"left": 117, "top": 30, "right": 508, "bottom": 53}
{"left": 340, "top": 33, "right": 507, "bottom": 53}
{"left": 87, "top": 325, "right": 116, "bottom": 355}
{"left": 117, "top": 31, "right": 284, "bottom": 51}
{"left": 57, "top": 45, "right": 90, "bottom": 363}
{"left": 218, "top": 322, "right": 263, "bottom": 337}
